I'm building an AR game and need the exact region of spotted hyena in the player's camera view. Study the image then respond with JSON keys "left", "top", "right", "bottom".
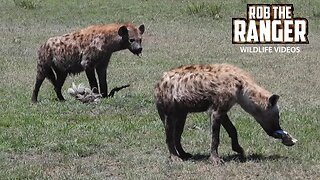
{"left": 31, "top": 23, "right": 145, "bottom": 103}
{"left": 155, "top": 63, "right": 296, "bottom": 164}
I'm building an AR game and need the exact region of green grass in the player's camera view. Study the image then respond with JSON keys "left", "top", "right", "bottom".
{"left": 0, "top": 0, "right": 320, "bottom": 179}
{"left": 185, "top": 2, "right": 222, "bottom": 18}
{"left": 13, "top": 0, "right": 38, "bottom": 9}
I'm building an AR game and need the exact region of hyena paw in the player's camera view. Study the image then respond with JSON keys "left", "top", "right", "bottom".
{"left": 169, "top": 155, "right": 183, "bottom": 162}
{"left": 232, "top": 145, "right": 245, "bottom": 157}
{"left": 209, "top": 155, "right": 224, "bottom": 165}
{"left": 180, "top": 152, "right": 192, "bottom": 160}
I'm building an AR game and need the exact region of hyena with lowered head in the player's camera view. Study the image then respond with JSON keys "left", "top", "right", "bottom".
{"left": 31, "top": 23, "right": 145, "bottom": 103}
{"left": 154, "top": 63, "right": 296, "bottom": 164}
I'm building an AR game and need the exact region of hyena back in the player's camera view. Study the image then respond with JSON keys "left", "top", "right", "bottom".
{"left": 32, "top": 23, "right": 145, "bottom": 103}
{"left": 154, "top": 63, "right": 295, "bottom": 164}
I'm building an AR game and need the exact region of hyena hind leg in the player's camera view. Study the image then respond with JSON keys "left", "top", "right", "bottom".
{"left": 46, "top": 67, "right": 57, "bottom": 87}
{"left": 174, "top": 113, "right": 192, "bottom": 160}
{"left": 157, "top": 105, "right": 183, "bottom": 161}
{"left": 31, "top": 71, "right": 46, "bottom": 103}
{"left": 32, "top": 66, "right": 57, "bottom": 103}
{"left": 165, "top": 115, "right": 182, "bottom": 162}
{"left": 156, "top": 104, "right": 166, "bottom": 124}
{"left": 53, "top": 68, "right": 67, "bottom": 101}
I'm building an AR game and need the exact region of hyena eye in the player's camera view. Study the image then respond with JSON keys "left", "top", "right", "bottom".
{"left": 129, "top": 39, "right": 135, "bottom": 43}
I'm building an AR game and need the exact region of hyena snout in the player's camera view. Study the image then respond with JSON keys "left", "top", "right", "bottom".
{"left": 129, "top": 43, "right": 143, "bottom": 55}
{"left": 260, "top": 120, "right": 281, "bottom": 137}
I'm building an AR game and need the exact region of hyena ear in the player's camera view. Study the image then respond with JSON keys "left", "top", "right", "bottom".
{"left": 118, "top": 26, "right": 128, "bottom": 37}
{"left": 268, "top": 94, "right": 280, "bottom": 107}
{"left": 138, "top": 24, "right": 145, "bottom": 35}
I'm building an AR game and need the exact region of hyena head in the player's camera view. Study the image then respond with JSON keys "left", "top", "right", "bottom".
{"left": 242, "top": 93, "right": 296, "bottom": 146}
{"left": 118, "top": 24, "right": 145, "bottom": 56}
{"left": 253, "top": 94, "right": 282, "bottom": 137}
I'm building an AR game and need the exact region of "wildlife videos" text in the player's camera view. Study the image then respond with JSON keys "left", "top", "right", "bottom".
{"left": 239, "top": 46, "right": 300, "bottom": 53}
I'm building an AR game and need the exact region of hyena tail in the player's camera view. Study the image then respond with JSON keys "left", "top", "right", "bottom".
{"left": 31, "top": 45, "right": 56, "bottom": 103}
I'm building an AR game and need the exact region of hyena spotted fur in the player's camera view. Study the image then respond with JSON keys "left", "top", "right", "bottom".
{"left": 32, "top": 23, "right": 145, "bottom": 103}
{"left": 155, "top": 63, "right": 295, "bottom": 164}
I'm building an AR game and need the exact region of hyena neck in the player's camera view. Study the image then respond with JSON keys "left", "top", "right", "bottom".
{"left": 237, "top": 81, "right": 271, "bottom": 115}
{"left": 103, "top": 36, "right": 125, "bottom": 53}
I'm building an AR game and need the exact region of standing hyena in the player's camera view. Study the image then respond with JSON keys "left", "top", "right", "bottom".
{"left": 155, "top": 63, "right": 296, "bottom": 164}
{"left": 31, "top": 23, "right": 145, "bottom": 103}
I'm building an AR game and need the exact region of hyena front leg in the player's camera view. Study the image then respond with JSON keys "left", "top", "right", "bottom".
{"left": 81, "top": 47, "right": 100, "bottom": 94}
{"left": 96, "top": 66, "right": 108, "bottom": 97}
{"left": 221, "top": 114, "right": 245, "bottom": 159}
{"left": 85, "top": 68, "right": 99, "bottom": 93}
{"left": 209, "top": 110, "right": 224, "bottom": 165}
{"left": 96, "top": 56, "right": 111, "bottom": 97}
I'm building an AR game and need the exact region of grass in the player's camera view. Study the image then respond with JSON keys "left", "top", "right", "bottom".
{"left": 13, "top": 0, "right": 38, "bottom": 9}
{"left": 1, "top": 0, "right": 320, "bottom": 179}
{"left": 186, "top": 2, "right": 222, "bottom": 18}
